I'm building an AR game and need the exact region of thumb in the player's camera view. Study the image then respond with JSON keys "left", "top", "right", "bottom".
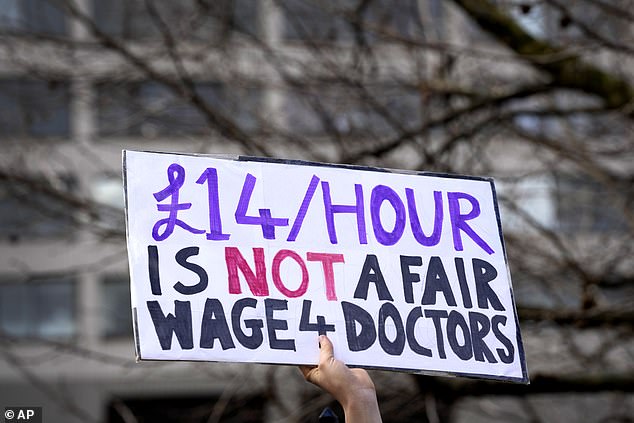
{"left": 319, "top": 335, "right": 334, "bottom": 365}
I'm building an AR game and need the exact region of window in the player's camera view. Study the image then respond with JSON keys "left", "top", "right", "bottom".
{"left": 93, "top": 0, "right": 258, "bottom": 41}
{"left": 281, "top": 0, "right": 423, "bottom": 43}
{"left": 92, "top": 174, "right": 124, "bottom": 209}
{"left": 497, "top": 173, "right": 629, "bottom": 234}
{"left": 91, "top": 173, "right": 125, "bottom": 232}
{"left": 555, "top": 174, "right": 629, "bottom": 233}
{"left": 96, "top": 81, "right": 260, "bottom": 138}
{"left": 0, "top": 276, "right": 76, "bottom": 339}
{"left": 102, "top": 275, "right": 132, "bottom": 338}
{"left": 496, "top": 175, "right": 556, "bottom": 232}
{"left": 0, "top": 79, "right": 70, "bottom": 139}
{"left": 0, "top": 174, "right": 76, "bottom": 242}
{"left": 283, "top": 83, "right": 420, "bottom": 136}
{"left": 0, "top": 0, "right": 66, "bottom": 36}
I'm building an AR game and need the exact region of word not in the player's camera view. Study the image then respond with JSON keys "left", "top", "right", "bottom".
{"left": 151, "top": 164, "right": 494, "bottom": 254}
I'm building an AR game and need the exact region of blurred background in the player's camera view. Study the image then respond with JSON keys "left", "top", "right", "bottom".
{"left": 0, "top": 0, "right": 632, "bottom": 421}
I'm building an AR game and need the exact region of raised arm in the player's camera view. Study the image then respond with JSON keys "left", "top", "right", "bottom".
{"left": 299, "top": 335, "right": 382, "bottom": 423}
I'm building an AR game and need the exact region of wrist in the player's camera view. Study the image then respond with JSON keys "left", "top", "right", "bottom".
{"left": 341, "top": 388, "right": 381, "bottom": 422}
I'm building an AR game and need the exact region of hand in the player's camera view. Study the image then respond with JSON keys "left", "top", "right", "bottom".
{"left": 299, "top": 335, "right": 382, "bottom": 423}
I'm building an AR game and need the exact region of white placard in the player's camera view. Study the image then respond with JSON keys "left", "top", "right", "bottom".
{"left": 123, "top": 150, "right": 528, "bottom": 383}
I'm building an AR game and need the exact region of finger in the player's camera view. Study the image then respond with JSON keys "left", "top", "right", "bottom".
{"left": 298, "top": 365, "right": 316, "bottom": 379}
{"left": 300, "top": 365, "right": 321, "bottom": 386}
{"left": 318, "top": 335, "right": 334, "bottom": 364}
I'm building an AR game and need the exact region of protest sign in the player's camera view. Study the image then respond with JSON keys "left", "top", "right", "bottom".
{"left": 123, "top": 150, "right": 528, "bottom": 383}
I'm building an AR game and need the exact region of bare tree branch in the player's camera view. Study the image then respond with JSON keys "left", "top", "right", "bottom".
{"left": 451, "top": 0, "right": 634, "bottom": 110}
